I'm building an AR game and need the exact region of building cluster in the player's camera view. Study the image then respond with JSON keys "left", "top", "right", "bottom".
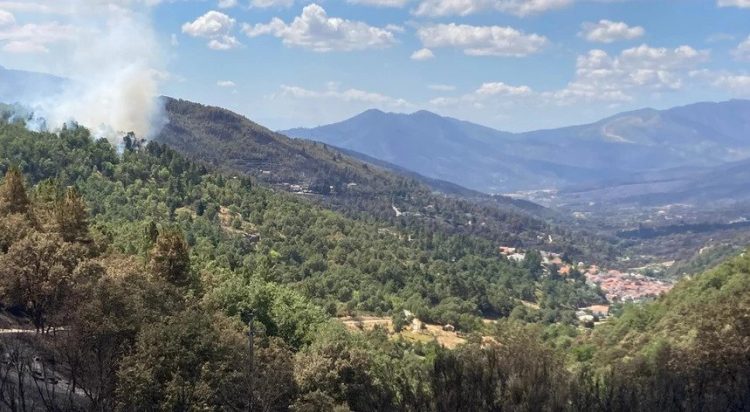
{"left": 584, "top": 266, "right": 672, "bottom": 302}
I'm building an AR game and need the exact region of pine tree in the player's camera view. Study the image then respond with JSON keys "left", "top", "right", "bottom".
{"left": 56, "top": 186, "right": 89, "bottom": 243}
{"left": 149, "top": 228, "right": 191, "bottom": 287}
{"left": 0, "top": 166, "right": 30, "bottom": 215}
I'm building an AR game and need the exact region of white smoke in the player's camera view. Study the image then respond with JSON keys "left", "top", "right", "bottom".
{"left": 2, "top": 0, "right": 166, "bottom": 142}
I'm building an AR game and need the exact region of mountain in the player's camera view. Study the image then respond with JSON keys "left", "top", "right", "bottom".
{"left": 283, "top": 109, "right": 596, "bottom": 193}
{"left": 282, "top": 100, "right": 750, "bottom": 197}
{"left": 0, "top": 65, "right": 66, "bottom": 104}
{"left": 155, "top": 97, "right": 616, "bottom": 262}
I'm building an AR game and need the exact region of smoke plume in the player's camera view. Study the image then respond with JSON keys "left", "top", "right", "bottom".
{"left": 2, "top": 1, "right": 166, "bottom": 141}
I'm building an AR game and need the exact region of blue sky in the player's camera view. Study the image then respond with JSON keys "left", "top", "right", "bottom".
{"left": 1, "top": 0, "right": 750, "bottom": 132}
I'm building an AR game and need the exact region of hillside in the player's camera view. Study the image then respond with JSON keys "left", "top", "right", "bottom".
{"left": 156, "top": 97, "right": 616, "bottom": 262}
{"left": 0, "top": 89, "right": 747, "bottom": 412}
{"left": 0, "top": 118, "right": 623, "bottom": 411}
{"left": 283, "top": 100, "right": 750, "bottom": 200}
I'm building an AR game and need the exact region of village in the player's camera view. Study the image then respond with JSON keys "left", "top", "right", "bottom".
{"left": 498, "top": 246, "right": 674, "bottom": 325}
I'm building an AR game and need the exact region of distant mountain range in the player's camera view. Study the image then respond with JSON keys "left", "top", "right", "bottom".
{"left": 282, "top": 100, "right": 750, "bottom": 204}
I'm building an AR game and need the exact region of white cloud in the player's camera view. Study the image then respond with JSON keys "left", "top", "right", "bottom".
{"left": 717, "top": 0, "right": 750, "bottom": 7}
{"left": 580, "top": 20, "right": 644, "bottom": 43}
{"left": 2, "top": 40, "right": 48, "bottom": 53}
{"left": 411, "top": 47, "right": 434, "bottom": 60}
{"left": 218, "top": 0, "right": 238, "bottom": 8}
{"left": 732, "top": 35, "right": 750, "bottom": 60}
{"left": 182, "top": 11, "right": 234, "bottom": 38}
{"left": 251, "top": 0, "right": 295, "bottom": 8}
{"left": 243, "top": 3, "right": 397, "bottom": 52}
{"left": 429, "top": 81, "right": 534, "bottom": 110}
{"left": 548, "top": 44, "right": 710, "bottom": 104}
{"left": 413, "top": 0, "right": 572, "bottom": 17}
{"left": 276, "top": 83, "right": 411, "bottom": 107}
{"left": 713, "top": 73, "right": 750, "bottom": 95}
{"left": 217, "top": 80, "right": 236, "bottom": 87}
{"left": 348, "top": 0, "right": 412, "bottom": 7}
{"left": 0, "top": 21, "right": 78, "bottom": 54}
{"left": 416, "top": 23, "right": 547, "bottom": 57}
{"left": 0, "top": 9, "right": 14, "bottom": 26}
{"left": 208, "top": 36, "right": 240, "bottom": 50}
{"left": 182, "top": 10, "right": 240, "bottom": 50}
{"left": 428, "top": 84, "right": 456, "bottom": 91}
{"left": 476, "top": 81, "right": 532, "bottom": 96}
{"left": 0, "top": 1, "right": 163, "bottom": 14}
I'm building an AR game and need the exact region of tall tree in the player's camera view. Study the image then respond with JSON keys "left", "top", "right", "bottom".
{"left": 0, "top": 232, "right": 88, "bottom": 331}
{"left": 56, "top": 186, "right": 89, "bottom": 243}
{"left": 149, "top": 228, "right": 191, "bottom": 287}
{"left": 0, "top": 167, "right": 30, "bottom": 215}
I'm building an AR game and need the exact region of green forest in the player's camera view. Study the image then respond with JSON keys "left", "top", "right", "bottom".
{"left": 0, "top": 118, "right": 748, "bottom": 411}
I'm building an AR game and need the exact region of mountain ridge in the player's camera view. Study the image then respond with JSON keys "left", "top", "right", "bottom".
{"left": 282, "top": 99, "right": 750, "bottom": 200}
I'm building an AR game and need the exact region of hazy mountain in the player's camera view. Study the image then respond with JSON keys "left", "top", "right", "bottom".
{"left": 283, "top": 100, "right": 750, "bottom": 195}
{"left": 283, "top": 109, "right": 598, "bottom": 193}
{"left": 0, "top": 65, "right": 66, "bottom": 104}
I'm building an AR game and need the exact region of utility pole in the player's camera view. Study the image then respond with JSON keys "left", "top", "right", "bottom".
{"left": 247, "top": 311, "right": 255, "bottom": 412}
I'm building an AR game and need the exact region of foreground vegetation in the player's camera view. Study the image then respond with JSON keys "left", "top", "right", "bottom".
{"left": 0, "top": 119, "right": 748, "bottom": 411}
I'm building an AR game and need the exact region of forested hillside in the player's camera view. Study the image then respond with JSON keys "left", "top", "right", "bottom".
{"left": 0, "top": 117, "right": 602, "bottom": 410}
{"left": 0, "top": 112, "right": 748, "bottom": 411}
{"left": 157, "top": 97, "right": 617, "bottom": 263}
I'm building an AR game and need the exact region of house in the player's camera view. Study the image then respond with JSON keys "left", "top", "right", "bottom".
{"left": 411, "top": 318, "right": 425, "bottom": 332}
{"left": 442, "top": 324, "right": 455, "bottom": 332}
{"left": 584, "top": 305, "right": 610, "bottom": 318}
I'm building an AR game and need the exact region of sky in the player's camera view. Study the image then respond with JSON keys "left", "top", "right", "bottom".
{"left": 1, "top": 0, "right": 750, "bottom": 133}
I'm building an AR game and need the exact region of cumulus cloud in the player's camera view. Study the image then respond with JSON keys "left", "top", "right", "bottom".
{"left": 217, "top": 0, "right": 238, "bottom": 8}
{"left": 416, "top": 23, "right": 547, "bottom": 57}
{"left": 580, "top": 20, "right": 644, "bottom": 43}
{"left": 547, "top": 44, "right": 710, "bottom": 104}
{"left": 732, "top": 35, "right": 750, "bottom": 60}
{"left": 429, "top": 81, "right": 534, "bottom": 111}
{"left": 217, "top": 80, "right": 236, "bottom": 87}
{"left": 251, "top": 0, "right": 295, "bottom": 7}
{"left": 0, "top": 0, "right": 162, "bottom": 14}
{"left": 717, "top": 0, "right": 750, "bottom": 7}
{"left": 413, "top": 0, "right": 572, "bottom": 17}
{"left": 713, "top": 73, "right": 750, "bottom": 94}
{"left": 0, "top": 20, "right": 78, "bottom": 53}
{"left": 348, "top": 0, "right": 412, "bottom": 6}
{"left": 2, "top": 40, "right": 48, "bottom": 53}
{"left": 476, "top": 82, "right": 532, "bottom": 96}
{"left": 182, "top": 10, "right": 240, "bottom": 50}
{"left": 411, "top": 48, "right": 434, "bottom": 60}
{"left": 428, "top": 84, "right": 456, "bottom": 91}
{"left": 243, "top": 3, "right": 397, "bottom": 52}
